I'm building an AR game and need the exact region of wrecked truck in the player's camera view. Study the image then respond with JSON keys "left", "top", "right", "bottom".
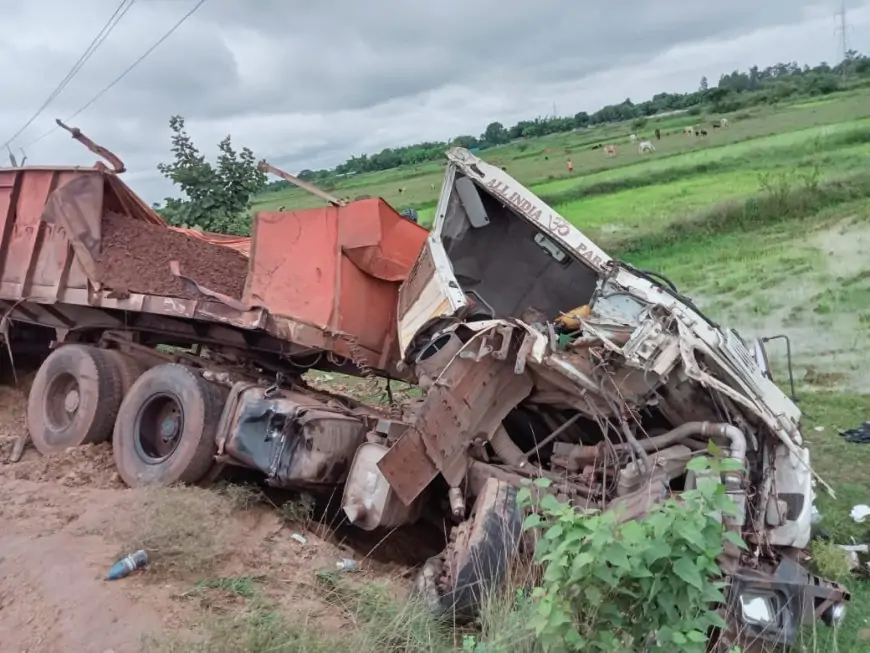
{"left": 2, "top": 135, "right": 848, "bottom": 649}
{"left": 370, "top": 148, "right": 848, "bottom": 647}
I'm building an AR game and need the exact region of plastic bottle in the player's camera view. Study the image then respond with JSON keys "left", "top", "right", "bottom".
{"left": 336, "top": 558, "right": 358, "bottom": 572}
{"left": 106, "top": 550, "right": 148, "bottom": 580}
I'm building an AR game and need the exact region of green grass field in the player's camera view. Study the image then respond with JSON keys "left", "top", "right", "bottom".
{"left": 255, "top": 88, "right": 870, "bottom": 651}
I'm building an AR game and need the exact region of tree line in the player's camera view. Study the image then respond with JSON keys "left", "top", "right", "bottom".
{"left": 155, "top": 52, "right": 870, "bottom": 235}
{"left": 270, "top": 52, "right": 870, "bottom": 190}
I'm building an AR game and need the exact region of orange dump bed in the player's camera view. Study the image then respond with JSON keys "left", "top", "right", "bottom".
{"left": 0, "top": 166, "right": 427, "bottom": 371}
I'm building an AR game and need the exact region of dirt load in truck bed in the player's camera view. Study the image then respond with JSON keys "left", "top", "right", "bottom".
{"left": 95, "top": 212, "right": 249, "bottom": 300}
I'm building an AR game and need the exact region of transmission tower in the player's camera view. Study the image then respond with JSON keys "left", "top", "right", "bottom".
{"left": 835, "top": 0, "right": 850, "bottom": 77}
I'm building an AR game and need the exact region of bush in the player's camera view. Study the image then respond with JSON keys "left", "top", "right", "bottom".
{"left": 519, "top": 456, "right": 744, "bottom": 652}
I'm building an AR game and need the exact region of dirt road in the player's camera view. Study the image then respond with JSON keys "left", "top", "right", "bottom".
{"left": 0, "top": 381, "right": 420, "bottom": 653}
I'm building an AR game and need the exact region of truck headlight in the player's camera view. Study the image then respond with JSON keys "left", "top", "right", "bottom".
{"left": 739, "top": 593, "right": 776, "bottom": 626}
{"left": 822, "top": 603, "right": 847, "bottom": 627}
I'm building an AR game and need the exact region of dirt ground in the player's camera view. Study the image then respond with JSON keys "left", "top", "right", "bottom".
{"left": 0, "top": 379, "right": 421, "bottom": 653}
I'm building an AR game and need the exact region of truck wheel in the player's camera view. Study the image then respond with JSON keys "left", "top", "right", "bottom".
{"left": 27, "top": 344, "right": 123, "bottom": 455}
{"left": 414, "top": 477, "right": 522, "bottom": 620}
{"left": 112, "top": 363, "right": 226, "bottom": 487}
{"left": 104, "top": 350, "right": 148, "bottom": 397}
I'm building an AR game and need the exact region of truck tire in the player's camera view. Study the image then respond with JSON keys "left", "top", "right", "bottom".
{"left": 27, "top": 344, "right": 123, "bottom": 455}
{"left": 112, "top": 363, "right": 226, "bottom": 487}
{"left": 414, "top": 477, "right": 522, "bottom": 621}
{"left": 103, "top": 350, "right": 147, "bottom": 397}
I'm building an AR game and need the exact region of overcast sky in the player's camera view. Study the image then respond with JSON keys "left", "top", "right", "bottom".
{"left": 2, "top": 0, "right": 869, "bottom": 203}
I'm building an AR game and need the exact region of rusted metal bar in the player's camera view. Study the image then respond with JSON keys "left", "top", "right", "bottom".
{"left": 523, "top": 413, "right": 582, "bottom": 457}
{"left": 259, "top": 160, "right": 346, "bottom": 207}
{"left": 56, "top": 119, "right": 126, "bottom": 173}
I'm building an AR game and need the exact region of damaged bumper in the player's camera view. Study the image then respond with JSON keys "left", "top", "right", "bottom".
{"left": 727, "top": 558, "right": 849, "bottom": 646}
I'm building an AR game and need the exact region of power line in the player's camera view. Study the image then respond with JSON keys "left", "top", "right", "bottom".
{"left": 26, "top": 0, "right": 209, "bottom": 149}
{"left": 1, "top": 0, "right": 135, "bottom": 151}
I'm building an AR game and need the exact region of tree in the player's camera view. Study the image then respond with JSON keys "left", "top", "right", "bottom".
{"left": 482, "top": 121, "right": 510, "bottom": 145}
{"left": 155, "top": 116, "right": 267, "bottom": 235}
{"left": 699, "top": 76, "right": 708, "bottom": 92}
{"left": 573, "top": 111, "right": 590, "bottom": 128}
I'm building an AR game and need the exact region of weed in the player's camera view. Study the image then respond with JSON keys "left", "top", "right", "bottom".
{"left": 278, "top": 494, "right": 316, "bottom": 526}
{"left": 811, "top": 540, "right": 855, "bottom": 584}
{"left": 214, "top": 482, "right": 265, "bottom": 511}
{"left": 118, "top": 486, "right": 232, "bottom": 577}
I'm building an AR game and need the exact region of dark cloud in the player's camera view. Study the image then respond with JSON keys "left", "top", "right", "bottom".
{"left": 0, "top": 0, "right": 867, "bottom": 202}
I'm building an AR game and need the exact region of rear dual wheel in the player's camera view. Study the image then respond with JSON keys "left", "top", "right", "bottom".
{"left": 27, "top": 346, "right": 224, "bottom": 486}
{"left": 112, "top": 363, "right": 226, "bottom": 487}
{"left": 27, "top": 345, "right": 132, "bottom": 455}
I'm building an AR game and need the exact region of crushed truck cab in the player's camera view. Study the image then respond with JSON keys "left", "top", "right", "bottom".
{"left": 337, "top": 147, "right": 847, "bottom": 648}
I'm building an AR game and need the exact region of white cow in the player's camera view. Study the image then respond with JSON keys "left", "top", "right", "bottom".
{"left": 720, "top": 117, "right": 729, "bottom": 128}
{"left": 638, "top": 140, "right": 655, "bottom": 154}
{"left": 604, "top": 144, "right": 618, "bottom": 157}
{"left": 629, "top": 133, "right": 638, "bottom": 143}
{"left": 683, "top": 126, "right": 694, "bottom": 135}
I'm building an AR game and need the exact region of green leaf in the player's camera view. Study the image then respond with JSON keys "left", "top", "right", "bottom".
{"left": 570, "top": 551, "right": 596, "bottom": 572}
{"left": 723, "top": 530, "right": 748, "bottom": 550}
{"left": 672, "top": 631, "right": 688, "bottom": 645}
{"left": 673, "top": 557, "right": 704, "bottom": 590}
{"left": 602, "top": 546, "right": 632, "bottom": 570}
{"left": 544, "top": 523, "right": 564, "bottom": 541}
{"left": 539, "top": 494, "right": 563, "bottom": 513}
{"left": 686, "top": 456, "right": 711, "bottom": 472}
{"left": 685, "top": 630, "right": 707, "bottom": 643}
{"left": 522, "top": 513, "right": 543, "bottom": 530}
{"left": 534, "top": 477, "right": 553, "bottom": 489}
{"left": 644, "top": 538, "right": 672, "bottom": 563}
{"left": 516, "top": 488, "right": 531, "bottom": 506}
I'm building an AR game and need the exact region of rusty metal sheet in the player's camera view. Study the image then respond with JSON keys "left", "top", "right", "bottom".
{"left": 246, "top": 199, "right": 426, "bottom": 364}
{"left": 379, "top": 343, "right": 533, "bottom": 503}
{"left": 377, "top": 427, "right": 439, "bottom": 507}
{"left": 40, "top": 173, "right": 104, "bottom": 283}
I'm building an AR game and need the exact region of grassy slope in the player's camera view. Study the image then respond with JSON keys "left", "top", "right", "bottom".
{"left": 251, "top": 92, "right": 870, "bottom": 218}
{"left": 246, "top": 89, "right": 870, "bottom": 652}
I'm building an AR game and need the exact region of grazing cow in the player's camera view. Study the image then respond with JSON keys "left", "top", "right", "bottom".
{"left": 638, "top": 140, "right": 655, "bottom": 153}
{"left": 684, "top": 126, "right": 694, "bottom": 136}
{"left": 567, "top": 159, "right": 574, "bottom": 173}
{"left": 713, "top": 123, "right": 721, "bottom": 129}
{"left": 604, "top": 144, "right": 618, "bottom": 157}
{"left": 720, "top": 117, "right": 729, "bottom": 128}
{"left": 629, "top": 133, "right": 638, "bottom": 143}
{"left": 398, "top": 187, "right": 405, "bottom": 194}
{"left": 655, "top": 128, "right": 661, "bottom": 140}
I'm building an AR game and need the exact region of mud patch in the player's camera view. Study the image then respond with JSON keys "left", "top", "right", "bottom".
{"left": 809, "top": 217, "right": 870, "bottom": 279}
{"left": 96, "top": 212, "right": 249, "bottom": 300}
{"left": 1, "top": 442, "right": 121, "bottom": 488}
{"left": 714, "top": 220, "right": 870, "bottom": 392}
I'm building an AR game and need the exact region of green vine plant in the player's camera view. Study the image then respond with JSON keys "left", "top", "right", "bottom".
{"left": 517, "top": 454, "right": 746, "bottom": 653}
